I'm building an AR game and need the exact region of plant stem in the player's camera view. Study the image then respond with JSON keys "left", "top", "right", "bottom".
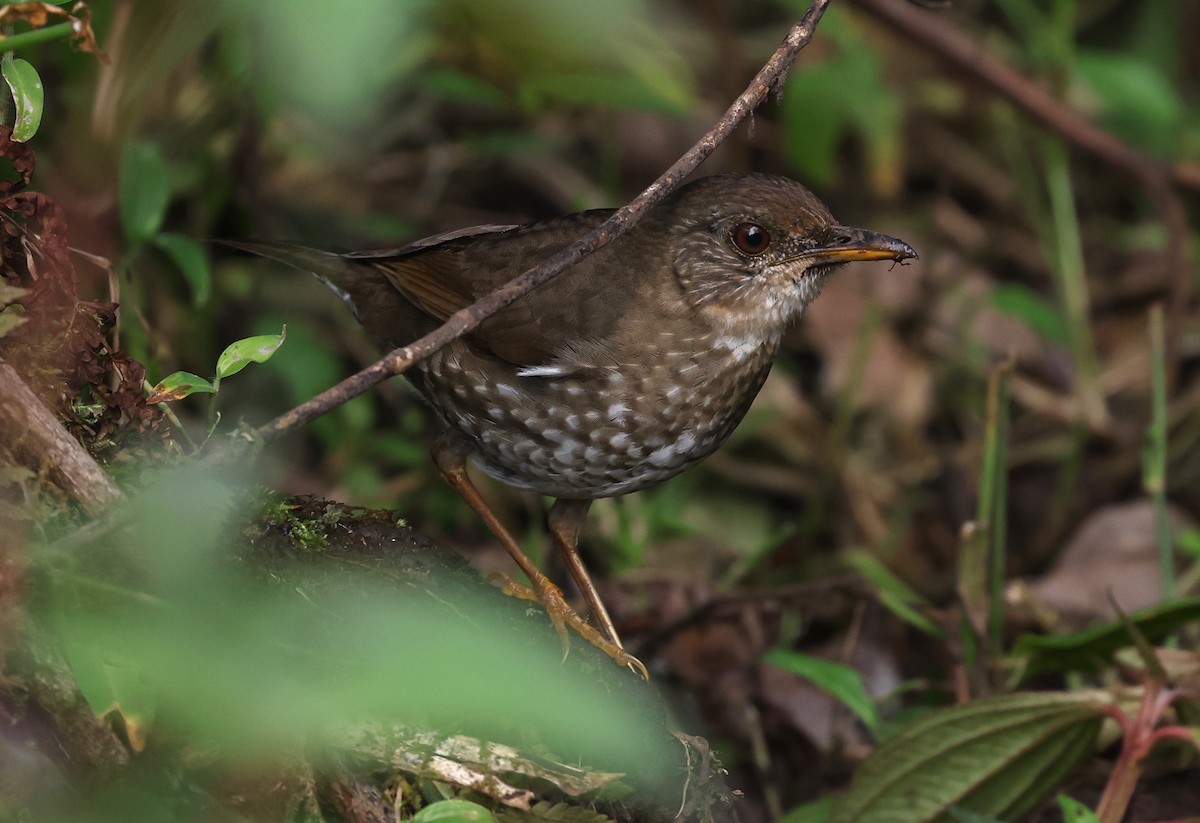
{"left": 1043, "top": 137, "right": 1108, "bottom": 430}
{"left": 1146, "top": 303, "right": 1173, "bottom": 597}
{"left": 0, "top": 21, "right": 75, "bottom": 52}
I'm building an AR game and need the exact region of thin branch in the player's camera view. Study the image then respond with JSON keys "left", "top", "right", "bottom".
{"left": 0, "top": 357, "right": 123, "bottom": 515}
{"left": 254, "top": 1, "right": 833, "bottom": 442}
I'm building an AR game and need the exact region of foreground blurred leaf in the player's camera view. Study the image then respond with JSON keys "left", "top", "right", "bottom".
{"left": 38, "top": 470, "right": 672, "bottom": 779}
{"left": 828, "top": 693, "right": 1103, "bottom": 823}
{"left": 2, "top": 56, "right": 44, "bottom": 142}
{"left": 765, "top": 649, "right": 880, "bottom": 735}
{"left": 413, "top": 799, "right": 496, "bottom": 823}
{"left": 215, "top": 328, "right": 286, "bottom": 379}
{"left": 119, "top": 141, "right": 170, "bottom": 244}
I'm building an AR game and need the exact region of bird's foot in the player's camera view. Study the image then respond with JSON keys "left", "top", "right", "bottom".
{"left": 489, "top": 572, "right": 649, "bottom": 680}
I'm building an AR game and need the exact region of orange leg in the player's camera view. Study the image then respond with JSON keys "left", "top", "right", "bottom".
{"left": 550, "top": 499, "right": 647, "bottom": 679}
{"left": 432, "top": 435, "right": 646, "bottom": 679}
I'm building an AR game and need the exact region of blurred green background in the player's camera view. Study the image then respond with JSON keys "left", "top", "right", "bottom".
{"left": 5, "top": 0, "right": 1200, "bottom": 819}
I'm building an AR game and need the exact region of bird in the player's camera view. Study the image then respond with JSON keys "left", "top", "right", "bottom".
{"left": 228, "top": 173, "right": 916, "bottom": 678}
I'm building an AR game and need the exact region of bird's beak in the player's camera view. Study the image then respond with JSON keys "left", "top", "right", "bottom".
{"left": 801, "top": 226, "right": 917, "bottom": 264}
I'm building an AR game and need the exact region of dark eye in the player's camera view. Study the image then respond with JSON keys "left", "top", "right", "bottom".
{"left": 731, "top": 222, "right": 771, "bottom": 256}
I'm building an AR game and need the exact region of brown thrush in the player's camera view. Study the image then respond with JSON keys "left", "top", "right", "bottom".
{"left": 232, "top": 173, "right": 916, "bottom": 678}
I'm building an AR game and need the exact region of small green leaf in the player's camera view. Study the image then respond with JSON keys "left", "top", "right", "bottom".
{"left": 1057, "top": 795, "right": 1100, "bottom": 822}
{"left": 829, "top": 693, "right": 1102, "bottom": 823}
{"left": 412, "top": 800, "right": 496, "bottom": 823}
{"left": 216, "top": 328, "right": 287, "bottom": 379}
{"left": 765, "top": 649, "right": 880, "bottom": 734}
{"left": 990, "top": 284, "right": 1069, "bottom": 345}
{"left": 154, "top": 233, "right": 211, "bottom": 305}
{"left": 148, "top": 371, "right": 216, "bottom": 403}
{"left": 2, "top": 56, "right": 44, "bottom": 142}
{"left": 119, "top": 141, "right": 171, "bottom": 244}
{"left": 846, "top": 550, "right": 944, "bottom": 637}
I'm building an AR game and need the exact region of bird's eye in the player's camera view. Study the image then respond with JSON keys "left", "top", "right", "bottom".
{"left": 730, "top": 222, "right": 771, "bottom": 256}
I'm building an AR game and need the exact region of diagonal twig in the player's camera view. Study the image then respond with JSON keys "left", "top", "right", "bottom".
{"left": 254, "top": 0, "right": 833, "bottom": 442}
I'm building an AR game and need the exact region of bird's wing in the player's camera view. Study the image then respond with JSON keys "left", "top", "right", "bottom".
{"left": 349, "top": 210, "right": 632, "bottom": 372}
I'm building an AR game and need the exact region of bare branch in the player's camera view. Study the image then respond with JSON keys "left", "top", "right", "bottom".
{"left": 0, "top": 357, "right": 123, "bottom": 515}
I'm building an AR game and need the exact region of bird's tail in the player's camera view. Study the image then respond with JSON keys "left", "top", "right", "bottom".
{"left": 218, "top": 239, "right": 431, "bottom": 349}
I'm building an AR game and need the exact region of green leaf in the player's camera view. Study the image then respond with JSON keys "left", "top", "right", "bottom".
{"left": 829, "top": 693, "right": 1102, "bottom": 823}
{"left": 154, "top": 233, "right": 211, "bottom": 305}
{"left": 417, "top": 68, "right": 507, "bottom": 106}
{"left": 947, "top": 810, "right": 1005, "bottom": 823}
{"left": 1057, "top": 795, "right": 1100, "bottom": 822}
{"left": 845, "top": 550, "right": 944, "bottom": 637}
{"left": 2, "top": 56, "right": 44, "bottom": 142}
{"left": 780, "top": 8, "right": 901, "bottom": 194}
{"left": 1074, "top": 51, "right": 1183, "bottom": 157}
{"left": 990, "top": 283, "right": 1069, "bottom": 345}
{"left": 215, "top": 328, "right": 287, "bottom": 379}
{"left": 148, "top": 371, "right": 216, "bottom": 403}
{"left": 60, "top": 630, "right": 158, "bottom": 752}
{"left": 119, "top": 141, "right": 171, "bottom": 244}
{"left": 780, "top": 797, "right": 834, "bottom": 823}
{"left": 765, "top": 649, "right": 880, "bottom": 734}
{"left": 1013, "top": 596, "right": 1200, "bottom": 683}
{"left": 413, "top": 800, "right": 496, "bottom": 823}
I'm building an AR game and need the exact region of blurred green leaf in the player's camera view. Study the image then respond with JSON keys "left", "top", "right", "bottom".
{"left": 780, "top": 797, "right": 834, "bottom": 823}
{"left": 39, "top": 469, "right": 674, "bottom": 776}
{"left": 845, "top": 550, "right": 944, "bottom": 637}
{"left": 765, "top": 649, "right": 880, "bottom": 734}
{"left": 154, "top": 233, "right": 211, "bottom": 306}
{"left": 947, "top": 810, "right": 1005, "bottom": 823}
{"left": 450, "top": 0, "right": 694, "bottom": 115}
{"left": 413, "top": 800, "right": 496, "bottom": 823}
{"left": 417, "top": 68, "right": 507, "bottom": 106}
{"left": 1179, "top": 528, "right": 1200, "bottom": 559}
{"left": 215, "top": 328, "right": 287, "bottom": 379}
{"left": 0, "top": 283, "right": 27, "bottom": 339}
{"left": 119, "top": 141, "right": 171, "bottom": 244}
{"left": 1074, "top": 51, "right": 1183, "bottom": 157}
{"left": 2, "top": 56, "right": 44, "bottom": 142}
{"left": 781, "top": 8, "right": 901, "bottom": 194}
{"left": 1013, "top": 596, "right": 1200, "bottom": 683}
{"left": 1056, "top": 794, "right": 1100, "bottom": 822}
{"left": 148, "top": 371, "right": 216, "bottom": 403}
{"left": 990, "top": 283, "right": 1069, "bottom": 345}
{"left": 233, "top": 0, "right": 430, "bottom": 139}
{"left": 829, "top": 693, "right": 1102, "bottom": 823}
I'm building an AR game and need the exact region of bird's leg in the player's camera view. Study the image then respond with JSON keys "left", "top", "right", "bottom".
{"left": 431, "top": 434, "right": 646, "bottom": 679}
{"left": 547, "top": 499, "right": 618, "bottom": 644}
{"left": 549, "top": 499, "right": 647, "bottom": 679}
